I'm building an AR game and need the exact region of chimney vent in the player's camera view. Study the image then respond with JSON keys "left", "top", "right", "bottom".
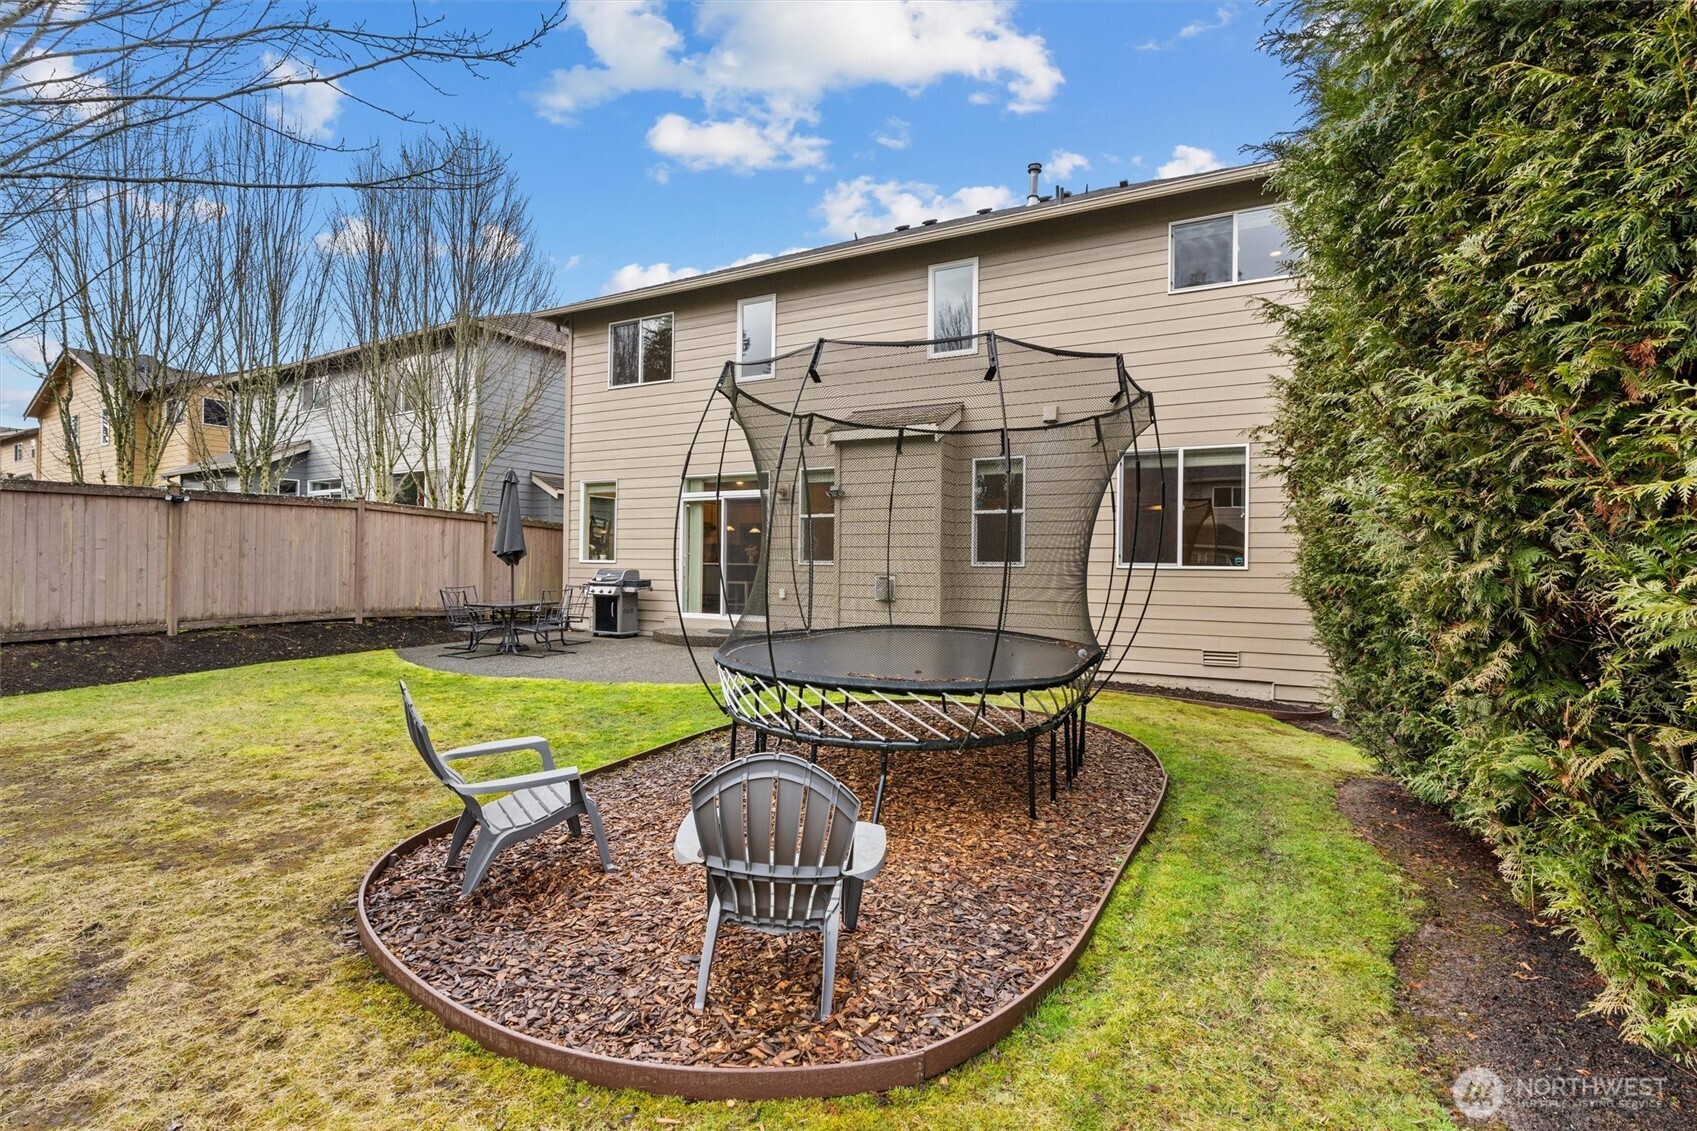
{"left": 1026, "top": 162, "right": 1042, "bottom": 207}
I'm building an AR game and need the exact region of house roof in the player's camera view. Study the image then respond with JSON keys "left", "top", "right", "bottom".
{"left": 295, "top": 314, "right": 570, "bottom": 376}
{"left": 162, "top": 440, "right": 310, "bottom": 480}
{"left": 531, "top": 471, "right": 565, "bottom": 498}
{"left": 536, "top": 161, "right": 1277, "bottom": 321}
{"left": 23, "top": 347, "right": 207, "bottom": 420}
{"left": 0, "top": 425, "right": 38, "bottom": 443}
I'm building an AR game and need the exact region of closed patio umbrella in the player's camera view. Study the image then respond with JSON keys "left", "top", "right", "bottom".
{"left": 492, "top": 469, "right": 526, "bottom": 601}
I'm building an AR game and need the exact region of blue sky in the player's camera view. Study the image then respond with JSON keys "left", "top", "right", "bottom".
{"left": 0, "top": 1, "right": 1301, "bottom": 428}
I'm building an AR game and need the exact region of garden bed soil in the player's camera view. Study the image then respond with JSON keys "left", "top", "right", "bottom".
{"left": 363, "top": 726, "right": 1165, "bottom": 1070}
{"left": 1340, "top": 777, "right": 1695, "bottom": 1129}
{"left": 0, "top": 618, "right": 458, "bottom": 696}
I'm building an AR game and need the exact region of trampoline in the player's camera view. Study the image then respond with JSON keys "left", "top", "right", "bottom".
{"left": 677, "top": 333, "right": 1161, "bottom": 819}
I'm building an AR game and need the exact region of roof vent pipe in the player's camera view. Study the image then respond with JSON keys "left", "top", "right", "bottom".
{"left": 1026, "top": 162, "right": 1042, "bottom": 206}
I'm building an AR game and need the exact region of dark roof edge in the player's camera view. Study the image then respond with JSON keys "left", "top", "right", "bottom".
{"left": 536, "top": 161, "right": 1277, "bottom": 321}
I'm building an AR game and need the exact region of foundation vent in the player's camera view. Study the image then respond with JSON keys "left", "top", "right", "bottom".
{"left": 1201, "top": 649, "right": 1241, "bottom": 668}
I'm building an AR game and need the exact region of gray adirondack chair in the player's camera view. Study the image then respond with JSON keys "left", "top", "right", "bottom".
{"left": 400, "top": 680, "right": 611, "bottom": 895}
{"left": 672, "top": 752, "right": 887, "bottom": 1019}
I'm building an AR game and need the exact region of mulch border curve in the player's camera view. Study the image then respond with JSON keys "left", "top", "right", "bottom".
{"left": 356, "top": 722, "right": 1169, "bottom": 1100}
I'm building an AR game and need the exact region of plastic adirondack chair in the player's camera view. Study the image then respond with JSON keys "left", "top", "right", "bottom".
{"left": 672, "top": 752, "right": 887, "bottom": 1020}
{"left": 400, "top": 680, "right": 611, "bottom": 895}
{"left": 439, "top": 585, "right": 488, "bottom": 653}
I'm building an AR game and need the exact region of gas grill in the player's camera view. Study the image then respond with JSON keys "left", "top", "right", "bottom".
{"left": 586, "top": 568, "right": 651, "bottom": 637}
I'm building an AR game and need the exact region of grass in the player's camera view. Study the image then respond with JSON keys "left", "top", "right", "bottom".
{"left": 0, "top": 652, "right": 1453, "bottom": 1129}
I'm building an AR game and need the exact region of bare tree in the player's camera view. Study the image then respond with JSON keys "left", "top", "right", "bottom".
{"left": 190, "top": 108, "right": 331, "bottom": 492}
{"left": 323, "top": 131, "right": 558, "bottom": 510}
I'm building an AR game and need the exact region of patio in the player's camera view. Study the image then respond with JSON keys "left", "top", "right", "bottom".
{"left": 397, "top": 630, "right": 720, "bottom": 684}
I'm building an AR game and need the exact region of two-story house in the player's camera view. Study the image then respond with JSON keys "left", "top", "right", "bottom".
{"left": 0, "top": 426, "right": 38, "bottom": 479}
{"left": 539, "top": 160, "right": 1325, "bottom": 703}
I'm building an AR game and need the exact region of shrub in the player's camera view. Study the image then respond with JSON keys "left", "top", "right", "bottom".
{"left": 1263, "top": 1, "right": 1697, "bottom": 1054}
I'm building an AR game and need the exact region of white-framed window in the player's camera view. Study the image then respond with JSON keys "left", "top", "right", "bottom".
{"left": 277, "top": 479, "right": 300, "bottom": 496}
{"left": 971, "top": 455, "right": 1025, "bottom": 566}
{"left": 798, "top": 467, "right": 835, "bottom": 564}
{"left": 735, "top": 295, "right": 776, "bottom": 379}
{"left": 11, "top": 443, "right": 22, "bottom": 462}
{"left": 581, "top": 481, "right": 617, "bottom": 562}
{"left": 306, "top": 477, "right": 345, "bottom": 498}
{"left": 393, "top": 471, "right": 425, "bottom": 506}
{"left": 68, "top": 414, "right": 80, "bottom": 446}
{"left": 1119, "top": 445, "right": 1249, "bottom": 568}
{"left": 928, "top": 258, "right": 978, "bottom": 356}
{"left": 1169, "top": 207, "right": 1298, "bottom": 292}
{"left": 201, "top": 396, "right": 229, "bottom": 427}
{"left": 609, "top": 313, "right": 674, "bottom": 387}
{"left": 166, "top": 398, "right": 186, "bottom": 426}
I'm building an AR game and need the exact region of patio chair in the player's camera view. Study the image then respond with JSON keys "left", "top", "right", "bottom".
{"left": 528, "top": 587, "right": 582, "bottom": 651}
{"left": 439, "top": 585, "right": 489, "bottom": 654}
{"left": 672, "top": 752, "right": 887, "bottom": 1019}
{"left": 400, "top": 680, "right": 611, "bottom": 895}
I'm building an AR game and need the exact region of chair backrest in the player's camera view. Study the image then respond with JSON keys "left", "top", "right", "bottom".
{"left": 440, "top": 585, "right": 478, "bottom": 627}
{"left": 689, "top": 753, "right": 860, "bottom": 927}
{"left": 399, "top": 680, "right": 463, "bottom": 789}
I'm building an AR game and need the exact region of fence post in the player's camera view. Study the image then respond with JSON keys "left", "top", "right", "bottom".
{"left": 165, "top": 496, "right": 181, "bottom": 636}
{"left": 354, "top": 499, "right": 366, "bottom": 625}
{"left": 483, "top": 511, "right": 495, "bottom": 598}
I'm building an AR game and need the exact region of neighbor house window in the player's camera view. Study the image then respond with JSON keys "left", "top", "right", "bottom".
{"left": 1120, "top": 445, "right": 1249, "bottom": 567}
{"left": 582, "top": 481, "right": 617, "bottom": 561}
{"left": 736, "top": 296, "right": 776, "bottom": 379}
{"left": 201, "top": 396, "right": 228, "bottom": 427}
{"left": 609, "top": 314, "right": 674, "bottom": 387}
{"left": 277, "top": 479, "right": 300, "bottom": 496}
{"left": 68, "top": 414, "right": 80, "bottom": 446}
{"left": 99, "top": 409, "right": 110, "bottom": 445}
{"left": 972, "top": 455, "right": 1025, "bottom": 566}
{"left": 1170, "top": 207, "right": 1298, "bottom": 291}
{"left": 166, "top": 398, "right": 186, "bottom": 426}
{"left": 12, "top": 443, "right": 22, "bottom": 462}
{"left": 799, "top": 468, "right": 834, "bottom": 564}
{"left": 392, "top": 472, "right": 425, "bottom": 506}
{"left": 307, "top": 477, "right": 344, "bottom": 498}
{"left": 928, "top": 259, "right": 978, "bottom": 356}
{"left": 312, "top": 378, "right": 330, "bottom": 410}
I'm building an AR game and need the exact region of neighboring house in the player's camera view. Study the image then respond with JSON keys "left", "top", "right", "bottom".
{"left": 163, "top": 315, "right": 569, "bottom": 521}
{"left": 0, "top": 425, "right": 38, "bottom": 479}
{"left": 25, "top": 349, "right": 229, "bottom": 486}
{"left": 538, "top": 161, "right": 1324, "bottom": 702}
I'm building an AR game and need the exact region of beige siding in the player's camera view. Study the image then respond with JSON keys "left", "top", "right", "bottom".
{"left": 32, "top": 359, "right": 229, "bottom": 486}
{"left": 563, "top": 180, "right": 1328, "bottom": 702}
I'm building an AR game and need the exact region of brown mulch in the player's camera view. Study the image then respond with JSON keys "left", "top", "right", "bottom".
{"left": 364, "top": 725, "right": 1165, "bottom": 1068}
{"left": 0, "top": 618, "right": 458, "bottom": 696}
{"left": 1340, "top": 777, "right": 1696, "bottom": 1129}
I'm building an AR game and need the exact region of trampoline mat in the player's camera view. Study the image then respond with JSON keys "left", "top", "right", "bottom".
{"left": 715, "top": 625, "right": 1101, "bottom": 694}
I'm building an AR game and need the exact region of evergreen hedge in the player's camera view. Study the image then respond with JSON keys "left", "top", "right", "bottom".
{"left": 1263, "top": 2, "right": 1697, "bottom": 1053}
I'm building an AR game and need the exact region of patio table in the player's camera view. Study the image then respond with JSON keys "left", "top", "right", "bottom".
{"left": 468, "top": 599, "right": 541, "bottom": 656}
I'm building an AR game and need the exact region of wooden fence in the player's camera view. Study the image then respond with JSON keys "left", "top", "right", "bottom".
{"left": 0, "top": 479, "right": 563, "bottom": 642}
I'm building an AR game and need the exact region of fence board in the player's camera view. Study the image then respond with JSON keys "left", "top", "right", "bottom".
{"left": 0, "top": 481, "right": 564, "bottom": 641}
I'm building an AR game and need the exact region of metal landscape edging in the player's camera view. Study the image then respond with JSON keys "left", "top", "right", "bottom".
{"left": 357, "top": 721, "right": 1169, "bottom": 1100}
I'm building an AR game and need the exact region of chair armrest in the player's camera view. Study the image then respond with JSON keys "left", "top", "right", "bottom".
{"left": 673, "top": 813, "right": 703, "bottom": 865}
{"left": 443, "top": 736, "right": 555, "bottom": 769}
{"left": 846, "top": 822, "right": 887, "bottom": 882}
{"left": 450, "top": 765, "right": 581, "bottom": 797}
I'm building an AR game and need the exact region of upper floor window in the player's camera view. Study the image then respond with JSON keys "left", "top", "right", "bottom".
{"left": 736, "top": 296, "right": 776, "bottom": 379}
{"left": 799, "top": 468, "right": 835, "bottom": 564}
{"left": 201, "top": 396, "right": 229, "bottom": 427}
{"left": 68, "top": 413, "right": 80, "bottom": 445}
{"left": 1120, "top": 445, "right": 1249, "bottom": 568}
{"left": 12, "top": 443, "right": 22, "bottom": 462}
{"left": 609, "top": 314, "right": 674, "bottom": 387}
{"left": 1170, "top": 207, "right": 1297, "bottom": 291}
{"left": 99, "top": 409, "right": 111, "bottom": 446}
{"left": 928, "top": 259, "right": 978, "bottom": 356}
{"left": 972, "top": 455, "right": 1024, "bottom": 566}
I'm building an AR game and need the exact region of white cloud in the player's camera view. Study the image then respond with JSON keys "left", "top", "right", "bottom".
{"left": 872, "top": 117, "right": 910, "bottom": 150}
{"left": 967, "top": 90, "right": 995, "bottom": 106}
{"left": 646, "top": 111, "right": 827, "bottom": 172}
{"left": 602, "top": 245, "right": 815, "bottom": 294}
{"left": 561, "top": 254, "right": 583, "bottom": 271}
{"left": 475, "top": 224, "right": 524, "bottom": 262}
{"left": 315, "top": 215, "right": 384, "bottom": 257}
{"left": 1156, "top": 145, "right": 1224, "bottom": 179}
{"left": 1045, "top": 149, "right": 1089, "bottom": 180}
{"left": 816, "top": 176, "right": 1017, "bottom": 240}
{"left": 1180, "top": 6, "right": 1236, "bottom": 38}
{"left": 535, "top": 1, "right": 1063, "bottom": 171}
{"left": 11, "top": 53, "right": 107, "bottom": 118}
{"left": 263, "top": 54, "right": 344, "bottom": 141}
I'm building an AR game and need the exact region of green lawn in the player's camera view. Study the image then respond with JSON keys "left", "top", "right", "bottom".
{"left": 0, "top": 652, "right": 1453, "bottom": 1129}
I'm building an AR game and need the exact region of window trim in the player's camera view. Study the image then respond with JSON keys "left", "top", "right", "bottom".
{"left": 580, "top": 479, "right": 618, "bottom": 563}
{"left": 797, "top": 466, "right": 835, "bottom": 565}
{"left": 201, "top": 395, "right": 229, "bottom": 428}
{"left": 306, "top": 477, "right": 345, "bottom": 498}
{"left": 1167, "top": 207, "right": 1294, "bottom": 294}
{"left": 927, "top": 257, "right": 980, "bottom": 358}
{"left": 734, "top": 294, "right": 777, "bottom": 381}
{"left": 1116, "top": 443, "right": 1251, "bottom": 571}
{"left": 970, "top": 454, "right": 1026, "bottom": 568}
{"left": 677, "top": 473, "right": 765, "bottom": 623}
{"left": 99, "top": 409, "right": 111, "bottom": 446}
{"left": 606, "top": 312, "right": 676, "bottom": 389}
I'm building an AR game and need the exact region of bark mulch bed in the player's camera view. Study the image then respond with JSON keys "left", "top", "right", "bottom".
{"left": 0, "top": 617, "right": 457, "bottom": 696}
{"left": 1340, "top": 777, "right": 1696, "bottom": 1129}
{"left": 364, "top": 725, "right": 1165, "bottom": 1069}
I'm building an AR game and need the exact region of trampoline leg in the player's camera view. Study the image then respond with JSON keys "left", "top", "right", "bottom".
{"left": 809, "top": 742, "right": 819, "bottom": 764}
{"left": 872, "top": 749, "right": 889, "bottom": 824}
{"left": 1049, "top": 727, "right": 1058, "bottom": 802}
{"left": 1027, "top": 734, "right": 1037, "bottom": 820}
{"left": 755, "top": 730, "right": 768, "bottom": 753}
{"left": 1078, "top": 706, "right": 1087, "bottom": 770}
{"left": 729, "top": 721, "right": 738, "bottom": 758}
